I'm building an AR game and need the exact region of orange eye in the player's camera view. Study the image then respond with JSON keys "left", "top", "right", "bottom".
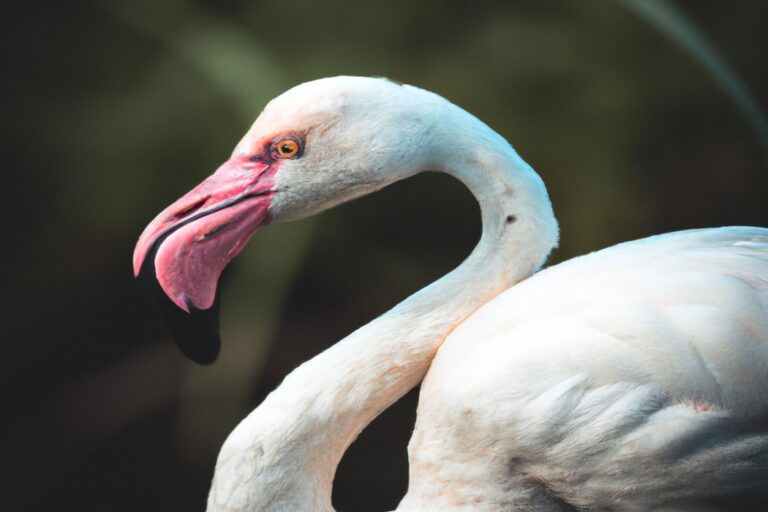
{"left": 272, "top": 137, "right": 302, "bottom": 159}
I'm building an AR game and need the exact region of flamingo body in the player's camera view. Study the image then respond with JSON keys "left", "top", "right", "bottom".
{"left": 406, "top": 228, "right": 768, "bottom": 510}
{"left": 132, "top": 76, "right": 768, "bottom": 511}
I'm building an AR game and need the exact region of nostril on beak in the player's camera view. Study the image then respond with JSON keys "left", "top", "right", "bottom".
{"left": 170, "top": 197, "right": 209, "bottom": 220}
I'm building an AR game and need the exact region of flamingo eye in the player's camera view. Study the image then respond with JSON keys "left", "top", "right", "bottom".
{"left": 272, "top": 137, "right": 302, "bottom": 159}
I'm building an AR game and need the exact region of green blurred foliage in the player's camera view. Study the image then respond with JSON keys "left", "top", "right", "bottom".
{"left": 1, "top": 1, "right": 766, "bottom": 511}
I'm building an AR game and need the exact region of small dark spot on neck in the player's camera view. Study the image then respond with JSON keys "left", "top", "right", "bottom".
{"left": 506, "top": 214, "right": 517, "bottom": 224}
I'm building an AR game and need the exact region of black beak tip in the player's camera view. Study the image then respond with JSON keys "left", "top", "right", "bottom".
{"left": 164, "top": 300, "right": 221, "bottom": 365}
{"left": 137, "top": 257, "right": 221, "bottom": 365}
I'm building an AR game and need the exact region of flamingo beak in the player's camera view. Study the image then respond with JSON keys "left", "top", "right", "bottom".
{"left": 133, "top": 157, "right": 277, "bottom": 363}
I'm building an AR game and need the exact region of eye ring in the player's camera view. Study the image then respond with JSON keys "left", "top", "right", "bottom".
{"left": 271, "top": 136, "right": 303, "bottom": 159}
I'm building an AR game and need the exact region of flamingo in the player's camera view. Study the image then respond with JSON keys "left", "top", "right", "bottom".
{"left": 133, "top": 76, "right": 768, "bottom": 511}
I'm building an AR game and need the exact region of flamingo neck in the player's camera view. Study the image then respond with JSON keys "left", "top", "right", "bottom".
{"left": 207, "top": 116, "right": 558, "bottom": 512}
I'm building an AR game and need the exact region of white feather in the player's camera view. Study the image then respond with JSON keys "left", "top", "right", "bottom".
{"left": 408, "top": 228, "right": 768, "bottom": 510}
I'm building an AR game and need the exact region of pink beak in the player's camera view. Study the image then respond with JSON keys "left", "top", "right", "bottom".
{"left": 133, "top": 157, "right": 277, "bottom": 313}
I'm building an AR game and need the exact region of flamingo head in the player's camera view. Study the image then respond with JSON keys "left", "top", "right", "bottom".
{"left": 133, "top": 76, "right": 439, "bottom": 363}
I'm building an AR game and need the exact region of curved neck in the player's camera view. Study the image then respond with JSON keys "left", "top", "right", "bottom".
{"left": 207, "top": 114, "right": 558, "bottom": 512}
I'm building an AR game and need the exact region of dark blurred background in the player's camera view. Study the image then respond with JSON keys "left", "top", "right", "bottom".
{"left": 2, "top": 0, "right": 767, "bottom": 510}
